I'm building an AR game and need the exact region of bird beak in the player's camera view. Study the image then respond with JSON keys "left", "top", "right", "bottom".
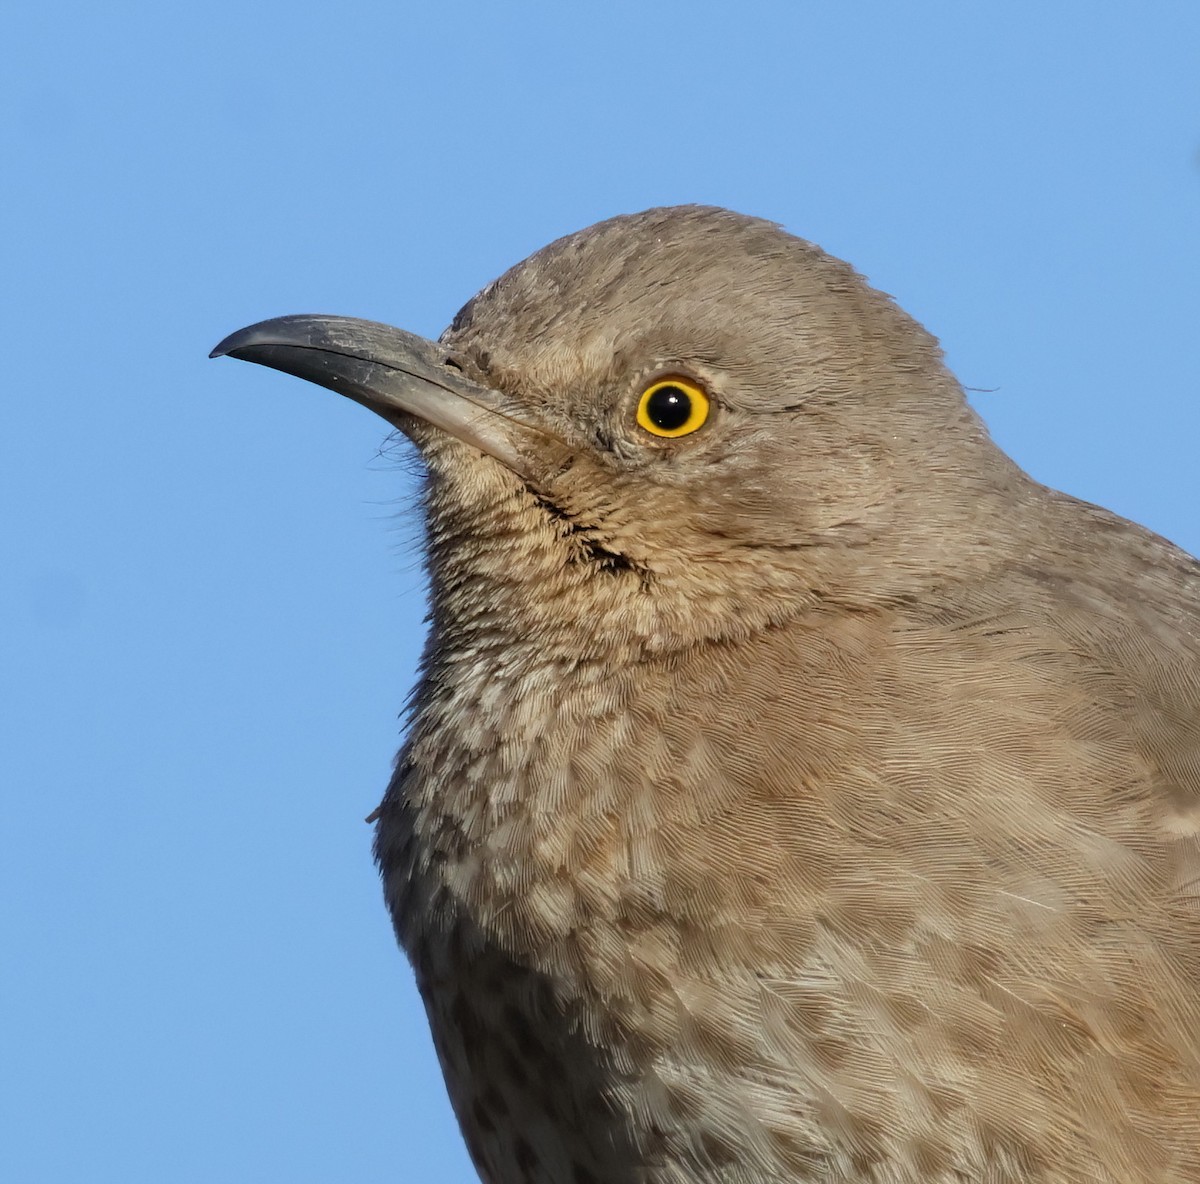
{"left": 210, "top": 314, "right": 544, "bottom": 477}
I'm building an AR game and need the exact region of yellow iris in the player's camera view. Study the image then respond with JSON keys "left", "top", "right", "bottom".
{"left": 635, "top": 377, "right": 711, "bottom": 438}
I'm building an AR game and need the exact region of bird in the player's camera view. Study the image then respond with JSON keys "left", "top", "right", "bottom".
{"left": 211, "top": 205, "right": 1200, "bottom": 1184}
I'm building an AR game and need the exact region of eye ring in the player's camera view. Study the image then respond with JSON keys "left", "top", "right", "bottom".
{"left": 635, "top": 377, "right": 711, "bottom": 439}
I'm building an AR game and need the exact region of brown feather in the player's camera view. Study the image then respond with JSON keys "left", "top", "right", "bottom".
{"left": 364, "top": 207, "right": 1200, "bottom": 1182}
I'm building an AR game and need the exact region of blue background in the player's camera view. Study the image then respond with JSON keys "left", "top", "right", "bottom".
{"left": 4, "top": 3, "right": 1198, "bottom": 1181}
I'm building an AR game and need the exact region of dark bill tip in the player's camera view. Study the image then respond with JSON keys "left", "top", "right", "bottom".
{"left": 210, "top": 315, "right": 367, "bottom": 361}
{"left": 209, "top": 314, "right": 545, "bottom": 476}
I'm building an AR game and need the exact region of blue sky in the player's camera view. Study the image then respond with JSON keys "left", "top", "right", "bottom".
{"left": 4, "top": 3, "right": 1198, "bottom": 1181}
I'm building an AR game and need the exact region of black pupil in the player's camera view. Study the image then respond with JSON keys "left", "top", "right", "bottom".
{"left": 646, "top": 386, "right": 693, "bottom": 431}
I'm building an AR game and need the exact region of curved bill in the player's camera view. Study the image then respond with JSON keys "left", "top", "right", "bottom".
{"left": 210, "top": 315, "right": 545, "bottom": 477}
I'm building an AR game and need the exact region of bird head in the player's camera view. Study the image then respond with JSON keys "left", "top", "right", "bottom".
{"left": 213, "top": 206, "right": 1019, "bottom": 660}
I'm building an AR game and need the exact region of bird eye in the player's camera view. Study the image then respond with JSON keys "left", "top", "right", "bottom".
{"left": 635, "top": 377, "right": 710, "bottom": 439}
